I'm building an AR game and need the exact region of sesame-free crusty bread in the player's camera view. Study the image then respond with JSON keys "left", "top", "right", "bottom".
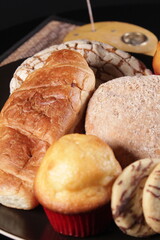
{"left": 0, "top": 49, "right": 95, "bottom": 209}
{"left": 85, "top": 75, "right": 160, "bottom": 168}
{"left": 10, "top": 40, "right": 151, "bottom": 93}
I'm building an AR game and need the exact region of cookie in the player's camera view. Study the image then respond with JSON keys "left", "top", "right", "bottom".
{"left": 111, "top": 158, "right": 160, "bottom": 237}
{"left": 143, "top": 162, "right": 160, "bottom": 233}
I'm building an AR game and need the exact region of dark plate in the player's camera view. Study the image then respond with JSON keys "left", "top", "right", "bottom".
{"left": 0, "top": 59, "right": 159, "bottom": 240}
{"left": 1, "top": 202, "right": 159, "bottom": 240}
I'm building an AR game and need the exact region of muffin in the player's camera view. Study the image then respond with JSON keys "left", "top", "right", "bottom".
{"left": 34, "top": 133, "right": 122, "bottom": 237}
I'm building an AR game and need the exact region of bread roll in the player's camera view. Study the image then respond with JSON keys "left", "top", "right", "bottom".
{"left": 10, "top": 40, "right": 151, "bottom": 93}
{"left": 85, "top": 75, "right": 160, "bottom": 168}
{"left": 0, "top": 49, "right": 95, "bottom": 209}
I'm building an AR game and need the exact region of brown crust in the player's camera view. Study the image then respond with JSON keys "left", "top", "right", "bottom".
{"left": 0, "top": 49, "right": 95, "bottom": 209}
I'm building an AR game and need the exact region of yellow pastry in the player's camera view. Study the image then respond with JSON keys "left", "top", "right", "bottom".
{"left": 34, "top": 133, "right": 122, "bottom": 237}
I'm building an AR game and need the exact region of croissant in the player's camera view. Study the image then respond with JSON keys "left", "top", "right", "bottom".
{"left": 0, "top": 49, "right": 95, "bottom": 209}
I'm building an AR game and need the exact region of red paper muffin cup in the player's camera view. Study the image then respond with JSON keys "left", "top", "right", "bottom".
{"left": 44, "top": 203, "right": 112, "bottom": 237}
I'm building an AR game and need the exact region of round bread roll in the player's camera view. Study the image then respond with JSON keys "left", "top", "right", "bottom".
{"left": 85, "top": 75, "right": 160, "bottom": 168}
{"left": 10, "top": 40, "right": 151, "bottom": 93}
{"left": 34, "top": 133, "right": 122, "bottom": 214}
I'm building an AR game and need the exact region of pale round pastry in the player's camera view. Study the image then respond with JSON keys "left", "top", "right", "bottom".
{"left": 143, "top": 162, "right": 160, "bottom": 233}
{"left": 10, "top": 40, "right": 151, "bottom": 93}
{"left": 85, "top": 75, "right": 160, "bottom": 168}
{"left": 34, "top": 133, "right": 122, "bottom": 214}
{"left": 111, "top": 158, "right": 160, "bottom": 237}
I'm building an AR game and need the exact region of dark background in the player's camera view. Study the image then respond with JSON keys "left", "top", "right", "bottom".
{"left": 0, "top": 0, "right": 159, "bottom": 31}
{"left": 0, "top": 0, "right": 160, "bottom": 57}
{"left": 0, "top": 0, "right": 160, "bottom": 55}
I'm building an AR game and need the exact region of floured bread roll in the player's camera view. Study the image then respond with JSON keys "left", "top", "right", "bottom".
{"left": 85, "top": 75, "right": 160, "bottom": 168}
{"left": 0, "top": 49, "right": 95, "bottom": 209}
{"left": 10, "top": 40, "right": 152, "bottom": 93}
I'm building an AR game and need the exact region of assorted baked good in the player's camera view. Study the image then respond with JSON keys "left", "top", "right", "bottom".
{"left": 85, "top": 75, "right": 160, "bottom": 168}
{"left": 10, "top": 39, "right": 151, "bottom": 93}
{"left": 143, "top": 162, "right": 160, "bottom": 233}
{"left": 0, "top": 49, "right": 95, "bottom": 209}
{"left": 111, "top": 158, "right": 160, "bottom": 237}
{"left": 111, "top": 157, "right": 160, "bottom": 237}
{"left": 1, "top": 37, "right": 160, "bottom": 238}
{"left": 34, "top": 133, "right": 122, "bottom": 237}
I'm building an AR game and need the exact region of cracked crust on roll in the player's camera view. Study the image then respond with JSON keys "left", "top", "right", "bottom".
{"left": 10, "top": 40, "right": 152, "bottom": 93}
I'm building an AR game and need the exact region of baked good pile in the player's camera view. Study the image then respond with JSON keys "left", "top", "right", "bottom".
{"left": 0, "top": 39, "right": 160, "bottom": 237}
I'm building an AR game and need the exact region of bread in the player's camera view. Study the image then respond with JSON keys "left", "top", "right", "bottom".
{"left": 0, "top": 49, "right": 95, "bottom": 209}
{"left": 34, "top": 133, "right": 122, "bottom": 237}
{"left": 85, "top": 75, "right": 160, "bottom": 168}
{"left": 34, "top": 133, "right": 122, "bottom": 213}
{"left": 10, "top": 40, "right": 151, "bottom": 93}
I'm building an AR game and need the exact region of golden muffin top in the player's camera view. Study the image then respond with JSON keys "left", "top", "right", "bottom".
{"left": 34, "top": 134, "right": 122, "bottom": 214}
